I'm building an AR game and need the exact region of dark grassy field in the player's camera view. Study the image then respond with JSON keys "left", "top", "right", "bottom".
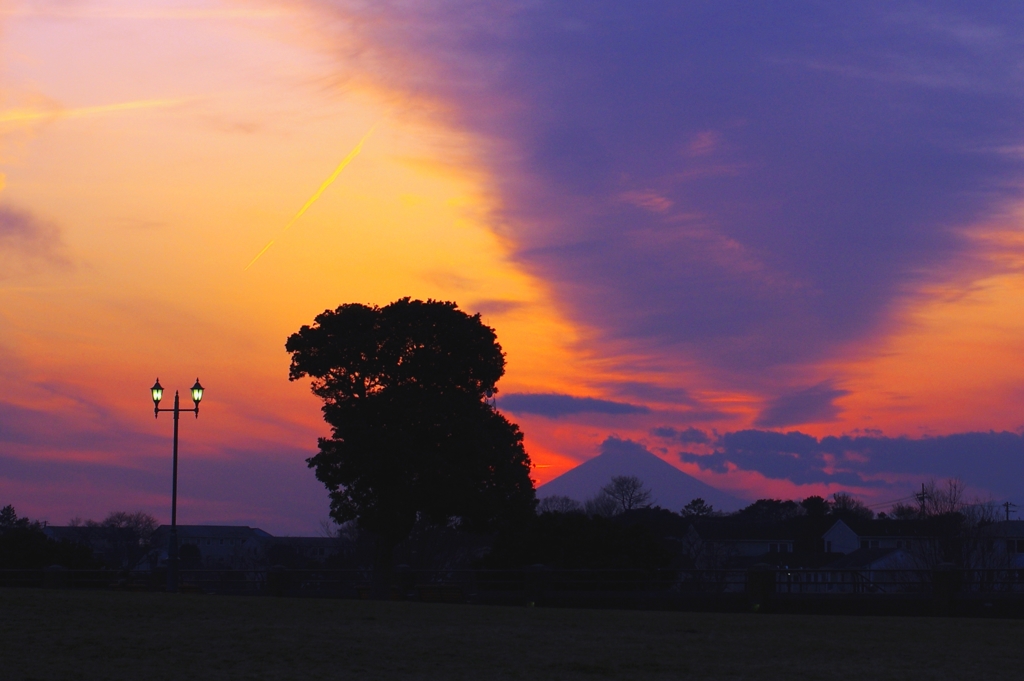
{"left": 2, "top": 588, "right": 1022, "bottom": 680}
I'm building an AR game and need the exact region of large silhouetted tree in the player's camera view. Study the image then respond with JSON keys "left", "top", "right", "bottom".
{"left": 286, "top": 298, "right": 536, "bottom": 575}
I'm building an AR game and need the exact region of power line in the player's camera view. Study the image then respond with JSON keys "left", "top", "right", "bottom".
{"left": 864, "top": 494, "right": 918, "bottom": 510}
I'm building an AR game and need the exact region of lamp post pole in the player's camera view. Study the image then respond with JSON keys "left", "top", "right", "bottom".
{"left": 169, "top": 390, "right": 180, "bottom": 593}
{"left": 151, "top": 378, "right": 203, "bottom": 594}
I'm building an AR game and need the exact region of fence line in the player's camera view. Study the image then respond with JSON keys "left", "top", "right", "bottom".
{"left": 5, "top": 567, "right": 1024, "bottom": 614}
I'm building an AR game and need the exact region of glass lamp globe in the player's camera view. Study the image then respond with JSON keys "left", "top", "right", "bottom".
{"left": 151, "top": 379, "right": 164, "bottom": 405}
{"left": 190, "top": 379, "right": 204, "bottom": 404}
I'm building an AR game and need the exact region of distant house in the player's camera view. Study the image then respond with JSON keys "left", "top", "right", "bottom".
{"left": 42, "top": 526, "right": 90, "bottom": 546}
{"left": 683, "top": 516, "right": 836, "bottom": 569}
{"left": 822, "top": 518, "right": 925, "bottom": 554}
{"left": 43, "top": 523, "right": 349, "bottom": 572}
{"left": 826, "top": 548, "right": 918, "bottom": 592}
{"left": 146, "top": 526, "right": 347, "bottom": 571}
{"left": 43, "top": 525, "right": 151, "bottom": 569}
{"left": 42, "top": 526, "right": 105, "bottom": 564}
{"left": 685, "top": 523, "right": 797, "bottom": 559}
{"left": 150, "top": 525, "right": 272, "bottom": 570}
{"left": 772, "top": 548, "right": 919, "bottom": 595}
{"left": 826, "top": 547, "right": 916, "bottom": 572}
{"left": 40, "top": 526, "right": 76, "bottom": 542}
{"left": 980, "top": 521, "right": 1024, "bottom": 568}
{"left": 263, "top": 536, "right": 343, "bottom": 568}
{"left": 683, "top": 516, "right": 936, "bottom": 571}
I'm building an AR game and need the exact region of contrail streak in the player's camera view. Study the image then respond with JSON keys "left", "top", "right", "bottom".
{"left": 244, "top": 125, "right": 376, "bottom": 271}
{"left": 244, "top": 240, "right": 275, "bottom": 271}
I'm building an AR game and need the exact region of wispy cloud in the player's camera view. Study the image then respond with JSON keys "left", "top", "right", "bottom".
{"left": 0, "top": 98, "right": 186, "bottom": 129}
{"left": 0, "top": 205, "right": 67, "bottom": 274}
{"left": 754, "top": 382, "right": 850, "bottom": 428}
{"left": 652, "top": 426, "right": 711, "bottom": 445}
{"left": 0, "top": 7, "right": 286, "bottom": 20}
{"left": 498, "top": 392, "right": 649, "bottom": 418}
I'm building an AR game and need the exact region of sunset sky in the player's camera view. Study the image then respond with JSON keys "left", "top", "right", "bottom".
{"left": 3, "top": 1, "right": 1024, "bottom": 534}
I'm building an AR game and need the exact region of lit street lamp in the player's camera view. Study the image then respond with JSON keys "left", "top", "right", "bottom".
{"left": 151, "top": 377, "right": 204, "bottom": 593}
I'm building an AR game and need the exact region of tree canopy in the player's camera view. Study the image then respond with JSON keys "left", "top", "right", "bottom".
{"left": 830, "top": 492, "right": 874, "bottom": 520}
{"left": 537, "top": 496, "right": 584, "bottom": 515}
{"left": 735, "top": 498, "right": 803, "bottom": 524}
{"left": 800, "top": 495, "right": 831, "bottom": 518}
{"left": 682, "top": 498, "right": 715, "bottom": 519}
{"left": 601, "top": 475, "right": 653, "bottom": 513}
{"left": 0, "top": 504, "right": 28, "bottom": 528}
{"left": 67, "top": 511, "right": 158, "bottom": 570}
{"left": 286, "top": 298, "right": 536, "bottom": 561}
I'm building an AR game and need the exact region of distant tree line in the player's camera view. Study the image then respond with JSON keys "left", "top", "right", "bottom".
{"left": 512, "top": 475, "right": 1001, "bottom": 571}
{"left": 534, "top": 479, "right": 874, "bottom": 525}
{"left": 0, "top": 505, "right": 157, "bottom": 571}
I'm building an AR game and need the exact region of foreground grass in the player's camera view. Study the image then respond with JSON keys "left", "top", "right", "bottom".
{"left": 1, "top": 589, "right": 1022, "bottom": 680}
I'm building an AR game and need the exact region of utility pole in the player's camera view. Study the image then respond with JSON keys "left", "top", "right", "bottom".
{"left": 914, "top": 483, "right": 931, "bottom": 517}
{"left": 1003, "top": 501, "right": 1018, "bottom": 522}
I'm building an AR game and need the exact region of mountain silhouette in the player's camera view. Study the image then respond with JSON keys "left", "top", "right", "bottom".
{"left": 538, "top": 437, "right": 745, "bottom": 512}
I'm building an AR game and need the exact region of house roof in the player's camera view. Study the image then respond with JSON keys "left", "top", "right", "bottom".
{"left": 152, "top": 525, "right": 272, "bottom": 539}
{"left": 830, "top": 518, "right": 930, "bottom": 538}
{"left": 42, "top": 526, "right": 90, "bottom": 541}
{"left": 266, "top": 537, "right": 338, "bottom": 547}
{"left": 690, "top": 521, "right": 799, "bottom": 541}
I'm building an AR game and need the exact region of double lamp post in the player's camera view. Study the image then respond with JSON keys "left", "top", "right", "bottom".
{"left": 150, "top": 377, "right": 204, "bottom": 593}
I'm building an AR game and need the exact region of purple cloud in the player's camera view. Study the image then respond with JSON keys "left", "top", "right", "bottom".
{"left": 316, "top": 1, "right": 1024, "bottom": 399}
{"left": 604, "top": 382, "right": 696, "bottom": 406}
{"left": 754, "top": 382, "right": 850, "bottom": 428}
{"left": 680, "top": 429, "right": 1024, "bottom": 502}
{"left": 498, "top": 392, "right": 648, "bottom": 418}
{"left": 0, "top": 206, "right": 65, "bottom": 270}
{"left": 651, "top": 426, "right": 711, "bottom": 445}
